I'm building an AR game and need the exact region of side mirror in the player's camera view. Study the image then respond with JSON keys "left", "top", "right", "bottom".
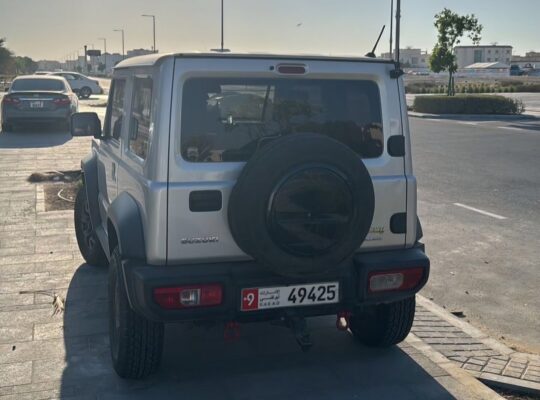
{"left": 71, "top": 112, "right": 102, "bottom": 138}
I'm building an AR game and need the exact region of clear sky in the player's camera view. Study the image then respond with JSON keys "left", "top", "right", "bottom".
{"left": 0, "top": 0, "right": 539, "bottom": 61}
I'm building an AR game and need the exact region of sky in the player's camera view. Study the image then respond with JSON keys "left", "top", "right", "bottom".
{"left": 0, "top": 0, "right": 539, "bottom": 61}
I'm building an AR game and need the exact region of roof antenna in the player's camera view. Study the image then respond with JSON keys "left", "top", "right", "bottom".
{"left": 365, "top": 25, "right": 386, "bottom": 58}
{"left": 211, "top": 0, "right": 230, "bottom": 53}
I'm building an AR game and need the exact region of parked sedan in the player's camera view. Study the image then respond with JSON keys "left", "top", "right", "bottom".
{"left": 48, "top": 72, "right": 103, "bottom": 99}
{"left": 1, "top": 75, "right": 79, "bottom": 132}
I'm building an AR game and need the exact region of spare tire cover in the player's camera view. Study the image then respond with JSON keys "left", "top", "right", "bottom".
{"left": 228, "top": 133, "right": 375, "bottom": 277}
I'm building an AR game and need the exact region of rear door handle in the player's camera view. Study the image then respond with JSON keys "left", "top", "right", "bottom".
{"left": 112, "top": 162, "right": 117, "bottom": 181}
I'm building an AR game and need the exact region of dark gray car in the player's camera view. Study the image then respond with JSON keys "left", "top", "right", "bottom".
{"left": 1, "top": 75, "right": 78, "bottom": 132}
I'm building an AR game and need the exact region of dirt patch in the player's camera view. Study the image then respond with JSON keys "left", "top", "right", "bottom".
{"left": 494, "top": 388, "right": 540, "bottom": 400}
{"left": 28, "top": 170, "right": 82, "bottom": 212}
{"left": 44, "top": 182, "right": 80, "bottom": 211}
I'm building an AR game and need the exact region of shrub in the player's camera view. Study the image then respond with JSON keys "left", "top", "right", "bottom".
{"left": 514, "top": 84, "right": 540, "bottom": 93}
{"left": 413, "top": 95, "right": 524, "bottom": 115}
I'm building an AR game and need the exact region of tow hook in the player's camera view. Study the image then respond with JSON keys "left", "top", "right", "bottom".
{"left": 336, "top": 311, "right": 352, "bottom": 331}
{"left": 224, "top": 321, "right": 240, "bottom": 341}
{"left": 287, "top": 316, "right": 313, "bottom": 352}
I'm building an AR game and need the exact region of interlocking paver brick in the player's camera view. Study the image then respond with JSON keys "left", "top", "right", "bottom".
{"left": 0, "top": 361, "right": 33, "bottom": 387}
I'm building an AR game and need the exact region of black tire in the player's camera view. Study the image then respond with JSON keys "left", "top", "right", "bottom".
{"left": 109, "top": 246, "right": 164, "bottom": 379}
{"left": 74, "top": 186, "right": 107, "bottom": 266}
{"left": 228, "top": 133, "right": 375, "bottom": 277}
{"left": 349, "top": 296, "right": 416, "bottom": 347}
{"left": 79, "top": 87, "right": 91, "bottom": 99}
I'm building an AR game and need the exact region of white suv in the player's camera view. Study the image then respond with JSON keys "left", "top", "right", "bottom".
{"left": 70, "top": 52, "right": 429, "bottom": 380}
{"left": 49, "top": 72, "right": 103, "bottom": 99}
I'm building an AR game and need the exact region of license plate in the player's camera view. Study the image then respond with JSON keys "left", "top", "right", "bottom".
{"left": 30, "top": 101, "right": 44, "bottom": 108}
{"left": 241, "top": 282, "right": 339, "bottom": 312}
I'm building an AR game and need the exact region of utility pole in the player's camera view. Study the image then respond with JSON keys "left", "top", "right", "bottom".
{"left": 99, "top": 37, "right": 107, "bottom": 72}
{"left": 142, "top": 15, "right": 156, "bottom": 53}
{"left": 114, "top": 29, "right": 125, "bottom": 59}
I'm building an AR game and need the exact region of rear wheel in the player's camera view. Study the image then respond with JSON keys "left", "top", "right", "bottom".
{"left": 349, "top": 296, "right": 416, "bottom": 347}
{"left": 79, "top": 87, "right": 91, "bottom": 99}
{"left": 109, "top": 246, "right": 164, "bottom": 379}
{"left": 74, "top": 186, "right": 107, "bottom": 266}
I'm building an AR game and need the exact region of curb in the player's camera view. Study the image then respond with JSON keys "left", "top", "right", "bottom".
{"left": 406, "top": 334, "right": 504, "bottom": 399}
{"left": 416, "top": 295, "right": 540, "bottom": 396}
{"left": 408, "top": 111, "right": 540, "bottom": 121}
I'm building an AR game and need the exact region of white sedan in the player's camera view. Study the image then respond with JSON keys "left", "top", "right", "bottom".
{"left": 48, "top": 72, "right": 103, "bottom": 99}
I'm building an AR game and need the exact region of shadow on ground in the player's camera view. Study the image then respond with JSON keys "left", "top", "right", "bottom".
{"left": 0, "top": 124, "right": 72, "bottom": 148}
{"left": 60, "top": 264, "right": 455, "bottom": 400}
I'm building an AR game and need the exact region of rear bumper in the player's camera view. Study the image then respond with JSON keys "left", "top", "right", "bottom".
{"left": 3, "top": 108, "right": 70, "bottom": 123}
{"left": 121, "top": 245, "right": 430, "bottom": 323}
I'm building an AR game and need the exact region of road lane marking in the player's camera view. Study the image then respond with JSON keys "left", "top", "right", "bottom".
{"left": 453, "top": 203, "right": 507, "bottom": 220}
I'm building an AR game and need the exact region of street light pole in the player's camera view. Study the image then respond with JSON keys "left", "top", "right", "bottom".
{"left": 142, "top": 15, "right": 156, "bottom": 53}
{"left": 114, "top": 29, "right": 125, "bottom": 59}
{"left": 210, "top": 0, "right": 230, "bottom": 52}
{"left": 390, "top": 0, "right": 394, "bottom": 59}
{"left": 98, "top": 37, "right": 107, "bottom": 73}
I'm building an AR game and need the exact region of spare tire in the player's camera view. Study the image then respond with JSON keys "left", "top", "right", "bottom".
{"left": 228, "top": 133, "right": 375, "bottom": 277}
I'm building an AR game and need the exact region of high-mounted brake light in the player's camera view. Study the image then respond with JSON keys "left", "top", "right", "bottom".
{"left": 368, "top": 268, "right": 424, "bottom": 293}
{"left": 276, "top": 64, "right": 307, "bottom": 75}
{"left": 153, "top": 284, "right": 223, "bottom": 309}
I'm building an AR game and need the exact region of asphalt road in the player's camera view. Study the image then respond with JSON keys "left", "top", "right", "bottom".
{"left": 411, "top": 116, "right": 540, "bottom": 353}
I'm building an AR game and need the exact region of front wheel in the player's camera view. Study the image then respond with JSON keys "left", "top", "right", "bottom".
{"left": 349, "top": 296, "right": 416, "bottom": 347}
{"left": 79, "top": 87, "right": 91, "bottom": 99}
{"left": 74, "top": 186, "right": 107, "bottom": 266}
{"left": 109, "top": 246, "right": 164, "bottom": 379}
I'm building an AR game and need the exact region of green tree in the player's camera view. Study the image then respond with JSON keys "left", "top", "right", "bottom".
{"left": 0, "top": 38, "right": 15, "bottom": 74}
{"left": 429, "top": 9, "right": 483, "bottom": 96}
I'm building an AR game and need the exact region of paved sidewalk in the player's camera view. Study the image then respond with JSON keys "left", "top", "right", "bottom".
{"left": 413, "top": 296, "right": 540, "bottom": 395}
{"left": 0, "top": 128, "right": 506, "bottom": 399}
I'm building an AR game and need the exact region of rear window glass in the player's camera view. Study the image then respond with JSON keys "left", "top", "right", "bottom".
{"left": 181, "top": 78, "right": 383, "bottom": 162}
{"left": 11, "top": 79, "right": 65, "bottom": 91}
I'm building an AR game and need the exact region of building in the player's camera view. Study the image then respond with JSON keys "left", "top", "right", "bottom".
{"left": 126, "top": 48, "right": 154, "bottom": 58}
{"left": 381, "top": 48, "right": 430, "bottom": 68}
{"left": 37, "top": 60, "right": 62, "bottom": 72}
{"left": 455, "top": 45, "right": 512, "bottom": 69}
{"left": 512, "top": 51, "right": 540, "bottom": 69}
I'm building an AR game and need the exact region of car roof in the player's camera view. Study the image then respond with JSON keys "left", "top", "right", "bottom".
{"left": 114, "top": 51, "right": 395, "bottom": 69}
{"left": 13, "top": 75, "right": 67, "bottom": 82}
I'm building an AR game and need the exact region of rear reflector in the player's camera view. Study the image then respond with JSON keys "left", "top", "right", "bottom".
{"left": 277, "top": 64, "right": 307, "bottom": 75}
{"left": 53, "top": 97, "right": 71, "bottom": 106}
{"left": 368, "top": 268, "right": 424, "bottom": 293}
{"left": 153, "top": 284, "right": 223, "bottom": 309}
{"left": 2, "top": 96, "right": 20, "bottom": 104}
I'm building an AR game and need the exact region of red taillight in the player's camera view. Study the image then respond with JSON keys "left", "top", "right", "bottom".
{"left": 153, "top": 284, "right": 223, "bottom": 309}
{"left": 53, "top": 97, "right": 71, "bottom": 106}
{"left": 2, "top": 96, "right": 20, "bottom": 105}
{"left": 368, "top": 268, "right": 424, "bottom": 293}
{"left": 276, "top": 64, "right": 307, "bottom": 75}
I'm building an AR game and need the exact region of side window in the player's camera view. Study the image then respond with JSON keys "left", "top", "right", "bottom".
{"left": 128, "top": 77, "right": 153, "bottom": 160}
{"left": 103, "top": 79, "right": 126, "bottom": 140}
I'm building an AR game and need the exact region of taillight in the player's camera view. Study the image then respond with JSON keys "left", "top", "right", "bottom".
{"left": 2, "top": 96, "right": 20, "bottom": 105}
{"left": 368, "top": 268, "right": 424, "bottom": 293}
{"left": 53, "top": 97, "right": 71, "bottom": 106}
{"left": 153, "top": 284, "right": 223, "bottom": 309}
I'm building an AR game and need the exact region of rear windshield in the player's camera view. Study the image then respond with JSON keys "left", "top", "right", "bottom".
{"left": 181, "top": 78, "right": 383, "bottom": 162}
{"left": 11, "top": 78, "right": 65, "bottom": 92}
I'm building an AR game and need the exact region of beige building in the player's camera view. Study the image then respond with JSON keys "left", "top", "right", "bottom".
{"left": 455, "top": 45, "right": 512, "bottom": 69}
{"left": 512, "top": 51, "right": 540, "bottom": 68}
{"left": 381, "top": 48, "right": 430, "bottom": 68}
